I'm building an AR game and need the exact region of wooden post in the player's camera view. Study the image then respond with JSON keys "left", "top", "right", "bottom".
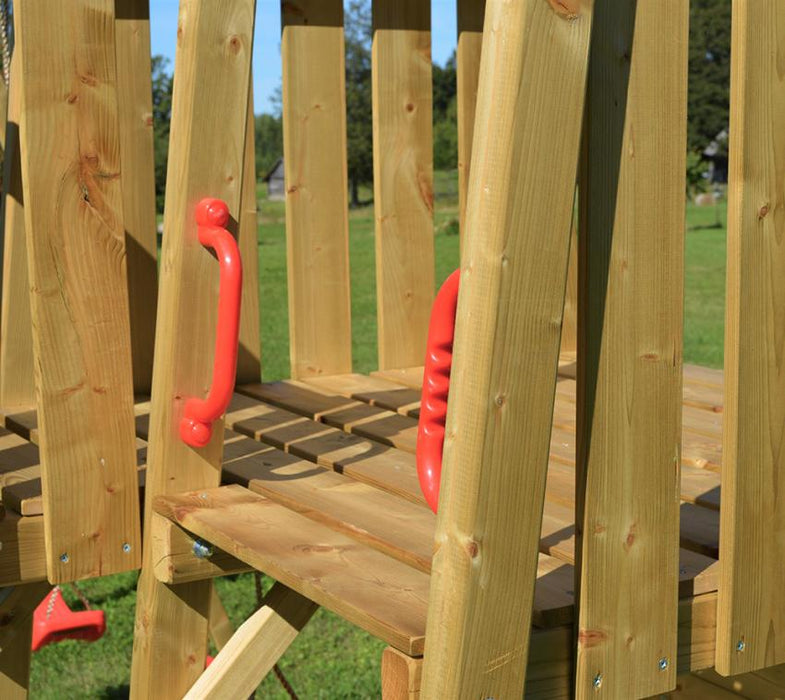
{"left": 420, "top": 1, "right": 594, "bottom": 696}
{"left": 560, "top": 214, "right": 578, "bottom": 356}
{"left": 372, "top": 0, "right": 434, "bottom": 371}
{"left": 717, "top": 0, "right": 785, "bottom": 676}
{"left": 381, "top": 647, "right": 422, "bottom": 700}
{"left": 0, "top": 53, "right": 34, "bottom": 413}
{"left": 281, "top": 0, "right": 352, "bottom": 379}
{"left": 237, "top": 84, "right": 261, "bottom": 384}
{"left": 129, "top": 0, "right": 256, "bottom": 696}
{"left": 576, "top": 2, "right": 687, "bottom": 697}
{"left": 15, "top": 0, "right": 141, "bottom": 583}
{"left": 456, "top": 0, "right": 485, "bottom": 247}
{"left": 115, "top": 0, "right": 158, "bottom": 395}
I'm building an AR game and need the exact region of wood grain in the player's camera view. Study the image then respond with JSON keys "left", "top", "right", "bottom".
{"left": 420, "top": 1, "right": 595, "bottom": 696}
{"left": 15, "top": 0, "right": 141, "bottom": 582}
{"left": 717, "top": 0, "right": 785, "bottom": 676}
{"left": 129, "top": 0, "right": 256, "bottom": 696}
{"left": 115, "top": 0, "right": 158, "bottom": 394}
{"left": 372, "top": 0, "right": 434, "bottom": 370}
{"left": 575, "top": 2, "right": 688, "bottom": 695}
{"left": 281, "top": 0, "right": 352, "bottom": 378}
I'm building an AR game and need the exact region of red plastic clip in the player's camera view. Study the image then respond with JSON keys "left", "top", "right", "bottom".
{"left": 416, "top": 269, "right": 460, "bottom": 513}
{"left": 179, "top": 198, "right": 243, "bottom": 448}
{"left": 31, "top": 587, "right": 105, "bottom": 652}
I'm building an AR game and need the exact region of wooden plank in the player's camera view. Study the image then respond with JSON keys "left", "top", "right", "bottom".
{"left": 456, "top": 0, "right": 485, "bottom": 245}
{"left": 420, "top": 1, "right": 595, "bottom": 696}
{"left": 0, "top": 512, "right": 46, "bottom": 587}
{"left": 372, "top": 0, "right": 434, "bottom": 370}
{"left": 237, "top": 83, "right": 261, "bottom": 384}
{"left": 183, "top": 582, "right": 317, "bottom": 700}
{"left": 115, "top": 0, "right": 158, "bottom": 394}
{"left": 281, "top": 0, "right": 352, "bottom": 379}
{"left": 560, "top": 215, "right": 578, "bottom": 354}
{"left": 371, "top": 367, "right": 424, "bottom": 390}
{"left": 666, "top": 673, "right": 745, "bottom": 698}
{"left": 129, "top": 1, "right": 256, "bottom": 696}
{"left": 0, "top": 54, "right": 35, "bottom": 412}
{"left": 382, "top": 647, "right": 423, "bottom": 700}
{"left": 15, "top": 0, "right": 141, "bottom": 583}
{"left": 575, "top": 3, "right": 688, "bottom": 696}
{"left": 716, "top": 0, "right": 785, "bottom": 676}
{"left": 154, "top": 485, "right": 429, "bottom": 655}
{"left": 693, "top": 666, "right": 785, "bottom": 699}
{"left": 208, "top": 586, "right": 234, "bottom": 651}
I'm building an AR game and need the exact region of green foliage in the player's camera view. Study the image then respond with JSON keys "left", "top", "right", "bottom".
{"left": 151, "top": 55, "right": 173, "bottom": 213}
{"left": 688, "top": 0, "right": 731, "bottom": 153}
{"left": 432, "top": 54, "right": 457, "bottom": 170}
{"left": 255, "top": 113, "right": 283, "bottom": 178}
{"left": 686, "top": 150, "right": 710, "bottom": 195}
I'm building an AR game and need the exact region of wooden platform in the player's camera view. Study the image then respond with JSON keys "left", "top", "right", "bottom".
{"left": 0, "top": 358, "right": 731, "bottom": 691}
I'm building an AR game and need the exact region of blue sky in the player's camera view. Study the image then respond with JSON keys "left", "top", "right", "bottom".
{"left": 149, "top": 0, "right": 458, "bottom": 114}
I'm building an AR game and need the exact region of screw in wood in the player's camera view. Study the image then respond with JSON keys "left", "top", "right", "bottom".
{"left": 736, "top": 640, "right": 746, "bottom": 652}
{"left": 192, "top": 540, "right": 214, "bottom": 559}
{"left": 658, "top": 657, "right": 669, "bottom": 671}
{"left": 59, "top": 553, "right": 69, "bottom": 563}
{"left": 122, "top": 543, "right": 131, "bottom": 553}
{"left": 593, "top": 673, "right": 602, "bottom": 690}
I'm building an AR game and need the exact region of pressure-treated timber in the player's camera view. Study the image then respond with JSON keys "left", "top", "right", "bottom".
{"left": 237, "top": 83, "right": 262, "bottom": 384}
{"left": 281, "top": 0, "right": 352, "bottom": 379}
{"left": 0, "top": 512, "right": 46, "bottom": 587}
{"left": 560, "top": 215, "right": 578, "bottom": 355}
{"left": 420, "top": 1, "right": 595, "bottom": 696}
{"left": 575, "top": 3, "right": 688, "bottom": 696}
{"left": 717, "top": 0, "right": 785, "bottom": 676}
{"left": 382, "top": 647, "right": 422, "bottom": 700}
{"left": 183, "top": 583, "right": 317, "bottom": 700}
{"left": 129, "top": 0, "right": 256, "bottom": 696}
{"left": 372, "top": 0, "right": 434, "bottom": 370}
{"left": 115, "top": 0, "right": 158, "bottom": 394}
{"left": 15, "top": 0, "right": 141, "bottom": 583}
{"left": 0, "top": 54, "right": 35, "bottom": 413}
{"left": 456, "top": 0, "right": 485, "bottom": 243}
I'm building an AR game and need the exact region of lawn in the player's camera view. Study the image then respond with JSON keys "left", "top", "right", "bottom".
{"left": 29, "top": 175, "right": 727, "bottom": 698}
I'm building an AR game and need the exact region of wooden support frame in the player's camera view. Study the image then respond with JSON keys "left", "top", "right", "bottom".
{"left": 455, "top": 0, "right": 485, "bottom": 246}
{"left": 576, "top": 2, "right": 688, "bottom": 696}
{"left": 15, "top": 0, "right": 142, "bottom": 583}
{"left": 717, "top": 0, "right": 785, "bottom": 676}
{"left": 420, "top": 1, "right": 594, "bottom": 696}
{"left": 372, "top": 0, "right": 434, "bottom": 371}
{"left": 281, "top": 0, "right": 353, "bottom": 379}
{"left": 129, "top": 0, "right": 256, "bottom": 696}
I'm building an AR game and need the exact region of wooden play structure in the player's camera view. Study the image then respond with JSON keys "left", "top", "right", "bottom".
{"left": 2, "top": 0, "right": 785, "bottom": 698}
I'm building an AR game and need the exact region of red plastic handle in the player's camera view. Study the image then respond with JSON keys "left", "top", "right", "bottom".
{"left": 179, "top": 198, "right": 243, "bottom": 448}
{"left": 416, "top": 269, "right": 460, "bottom": 512}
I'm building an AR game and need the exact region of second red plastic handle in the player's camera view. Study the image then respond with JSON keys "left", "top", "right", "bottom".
{"left": 416, "top": 269, "right": 460, "bottom": 513}
{"left": 179, "top": 198, "right": 243, "bottom": 448}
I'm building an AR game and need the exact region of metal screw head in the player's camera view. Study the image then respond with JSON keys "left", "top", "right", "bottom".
{"left": 736, "top": 640, "right": 746, "bottom": 652}
{"left": 658, "top": 657, "right": 669, "bottom": 671}
{"left": 192, "top": 540, "right": 214, "bottom": 559}
{"left": 59, "top": 553, "right": 69, "bottom": 563}
{"left": 122, "top": 543, "right": 132, "bottom": 553}
{"left": 593, "top": 673, "right": 603, "bottom": 689}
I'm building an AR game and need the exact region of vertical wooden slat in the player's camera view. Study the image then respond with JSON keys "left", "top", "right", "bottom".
{"left": 129, "top": 0, "right": 256, "bottom": 696}
{"left": 281, "top": 1, "right": 352, "bottom": 379}
{"left": 372, "top": 0, "right": 434, "bottom": 371}
{"left": 717, "top": 0, "right": 785, "bottom": 676}
{"left": 456, "top": 0, "right": 485, "bottom": 246}
{"left": 115, "top": 0, "right": 158, "bottom": 394}
{"left": 560, "top": 213, "right": 578, "bottom": 355}
{"left": 420, "top": 1, "right": 594, "bottom": 696}
{"left": 576, "top": 2, "right": 687, "bottom": 697}
{"left": 0, "top": 54, "right": 35, "bottom": 412}
{"left": 15, "top": 0, "right": 141, "bottom": 583}
{"left": 237, "top": 83, "right": 261, "bottom": 384}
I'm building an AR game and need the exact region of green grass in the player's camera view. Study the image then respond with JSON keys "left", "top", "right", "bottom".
{"left": 29, "top": 175, "right": 726, "bottom": 698}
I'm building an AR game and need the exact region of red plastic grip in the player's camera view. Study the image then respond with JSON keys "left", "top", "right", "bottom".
{"left": 179, "top": 198, "right": 243, "bottom": 448}
{"left": 416, "top": 269, "right": 460, "bottom": 513}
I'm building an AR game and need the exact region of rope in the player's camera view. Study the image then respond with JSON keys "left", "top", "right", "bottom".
{"left": 254, "top": 572, "right": 298, "bottom": 700}
{"left": 0, "top": 1, "right": 10, "bottom": 87}
{"left": 68, "top": 581, "right": 92, "bottom": 610}
{"left": 45, "top": 587, "right": 59, "bottom": 621}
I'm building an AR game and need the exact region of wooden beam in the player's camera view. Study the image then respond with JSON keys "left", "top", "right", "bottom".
{"left": 208, "top": 586, "right": 234, "bottom": 651}
{"left": 575, "top": 2, "right": 688, "bottom": 696}
{"left": 15, "top": 0, "right": 141, "bottom": 583}
{"left": 0, "top": 54, "right": 35, "bottom": 413}
{"left": 456, "top": 0, "right": 485, "bottom": 247}
{"left": 0, "top": 513, "right": 46, "bottom": 587}
{"left": 419, "top": 1, "right": 594, "bottom": 696}
{"left": 115, "top": 0, "right": 158, "bottom": 394}
{"left": 129, "top": 0, "right": 256, "bottom": 696}
{"left": 381, "top": 647, "right": 422, "bottom": 700}
{"left": 560, "top": 213, "right": 578, "bottom": 355}
{"left": 237, "top": 83, "right": 261, "bottom": 384}
{"left": 281, "top": 0, "right": 352, "bottom": 379}
{"left": 717, "top": 0, "right": 785, "bottom": 676}
{"left": 183, "top": 583, "right": 317, "bottom": 700}
{"left": 372, "top": 0, "right": 434, "bottom": 371}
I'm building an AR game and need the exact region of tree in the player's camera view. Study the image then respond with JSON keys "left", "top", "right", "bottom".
{"left": 345, "top": 0, "right": 373, "bottom": 207}
{"left": 151, "top": 55, "right": 173, "bottom": 213}
{"left": 432, "top": 52, "right": 457, "bottom": 170}
{"left": 255, "top": 113, "right": 283, "bottom": 178}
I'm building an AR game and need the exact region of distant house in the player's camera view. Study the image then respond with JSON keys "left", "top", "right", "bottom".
{"left": 703, "top": 129, "right": 728, "bottom": 184}
{"left": 263, "top": 158, "right": 285, "bottom": 200}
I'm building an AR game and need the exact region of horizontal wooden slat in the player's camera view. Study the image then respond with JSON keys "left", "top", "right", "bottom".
{"left": 0, "top": 511, "right": 45, "bottom": 586}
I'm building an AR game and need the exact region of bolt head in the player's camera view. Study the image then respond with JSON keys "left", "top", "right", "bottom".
{"left": 593, "top": 673, "right": 602, "bottom": 689}
{"left": 737, "top": 640, "right": 746, "bottom": 652}
{"left": 658, "top": 657, "right": 669, "bottom": 671}
{"left": 122, "top": 543, "right": 132, "bottom": 553}
{"left": 60, "top": 553, "right": 69, "bottom": 563}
